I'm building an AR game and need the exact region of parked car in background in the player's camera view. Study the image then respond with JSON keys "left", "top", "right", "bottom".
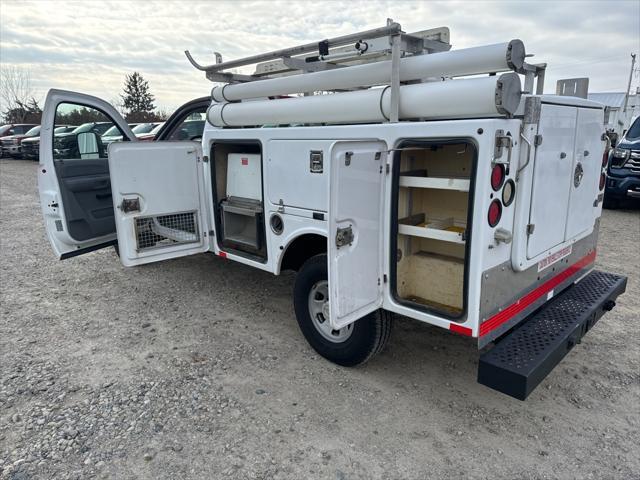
{"left": 54, "top": 122, "right": 113, "bottom": 159}
{"left": 137, "top": 122, "right": 165, "bottom": 141}
{"left": 0, "top": 125, "right": 41, "bottom": 158}
{"left": 132, "top": 122, "right": 161, "bottom": 137}
{"left": 101, "top": 123, "right": 140, "bottom": 146}
{"left": 0, "top": 123, "right": 38, "bottom": 139}
{"left": 605, "top": 115, "right": 640, "bottom": 207}
{"left": 22, "top": 126, "right": 76, "bottom": 161}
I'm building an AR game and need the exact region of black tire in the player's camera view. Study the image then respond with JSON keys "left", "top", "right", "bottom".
{"left": 293, "top": 254, "right": 393, "bottom": 367}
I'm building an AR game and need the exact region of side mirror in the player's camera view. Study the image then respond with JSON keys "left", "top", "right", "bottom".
{"left": 77, "top": 131, "right": 100, "bottom": 159}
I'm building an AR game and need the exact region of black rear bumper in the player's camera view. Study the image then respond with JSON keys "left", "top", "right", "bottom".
{"left": 477, "top": 270, "right": 627, "bottom": 400}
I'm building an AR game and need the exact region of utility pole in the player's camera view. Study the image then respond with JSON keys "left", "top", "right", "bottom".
{"left": 623, "top": 53, "right": 636, "bottom": 113}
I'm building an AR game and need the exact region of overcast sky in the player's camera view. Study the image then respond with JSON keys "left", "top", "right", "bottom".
{"left": 1, "top": 0, "right": 639, "bottom": 111}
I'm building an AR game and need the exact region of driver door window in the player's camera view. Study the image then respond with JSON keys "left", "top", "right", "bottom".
{"left": 53, "top": 103, "right": 123, "bottom": 160}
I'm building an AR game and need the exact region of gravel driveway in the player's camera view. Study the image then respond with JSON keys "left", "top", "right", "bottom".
{"left": 1, "top": 159, "right": 639, "bottom": 480}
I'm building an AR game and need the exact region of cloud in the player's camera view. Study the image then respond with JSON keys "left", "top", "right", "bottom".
{"left": 1, "top": 0, "right": 638, "bottom": 111}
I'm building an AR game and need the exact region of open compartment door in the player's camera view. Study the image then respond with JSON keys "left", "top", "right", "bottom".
{"left": 328, "top": 141, "right": 386, "bottom": 329}
{"left": 109, "top": 142, "right": 210, "bottom": 266}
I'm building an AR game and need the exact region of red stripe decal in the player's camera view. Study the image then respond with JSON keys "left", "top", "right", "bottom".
{"left": 479, "top": 250, "right": 596, "bottom": 337}
{"left": 450, "top": 323, "right": 473, "bottom": 336}
{"left": 218, "top": 251, "right": 227, "bottom": 259}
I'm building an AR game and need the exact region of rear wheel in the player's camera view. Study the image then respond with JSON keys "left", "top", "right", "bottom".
{"left": 293, "top": 254, "right": 392, "bottom": 366}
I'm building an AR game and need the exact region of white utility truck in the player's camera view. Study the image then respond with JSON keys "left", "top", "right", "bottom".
{"left": 38, "top": 22, "right": 627, "bottom": 400}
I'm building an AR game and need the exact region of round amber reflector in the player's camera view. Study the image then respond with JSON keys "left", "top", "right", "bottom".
{"left": 491, "top": 164, "right": 506, "bottom": 191}
{"left": 488, "top": 199, "right": 502, "bottom": 227}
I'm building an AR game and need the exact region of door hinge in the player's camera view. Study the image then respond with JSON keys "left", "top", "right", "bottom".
{"left": 534, "top": 134, "right": 543, "bottom": 147}
{"left": 383, "top": 274, "right": 388, "bottom": 283}
{"left": 386, "top": 163, "right": 390, "bottom": 174}
{"left": 594, "top": 193, "right": 604, "bottom": 207}
{"left": 202, "top": 155, "right": 209, "bottom": 163}
{"left": 120, "top": 198, "right": 140, "bottom": 213}
{"left": 526, "top": 223, "right": 535, "bottom": 235}
{"left": 335, "top": 225, "right": 354, "bottom": 248}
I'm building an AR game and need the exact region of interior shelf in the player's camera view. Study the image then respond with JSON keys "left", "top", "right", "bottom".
{"left": 398, "top": 213, "right": 466, "bottom": 244}
{"left": 399, "top": 175, "right": 470, "bottom": 192}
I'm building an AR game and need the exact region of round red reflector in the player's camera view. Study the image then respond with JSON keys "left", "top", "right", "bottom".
{"left": 491, "top": 164, "right": 505, "bottom": 191}
{"left": 599, "top": 172, "right": 606, "bottom": 190}
{"left": 488, "top": 199, "right": 502, "bottom": 227}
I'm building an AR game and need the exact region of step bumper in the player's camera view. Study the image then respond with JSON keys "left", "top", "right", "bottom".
{"left": 477, "top": 270, "right": 627, "bottom": 400}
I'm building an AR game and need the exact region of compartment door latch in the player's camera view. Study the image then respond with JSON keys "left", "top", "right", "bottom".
{"left": 493, "top": 129, "right": 513, "bottom": 167}
{"left": 335, "top": 225, "right": 354, "bottom": 248}
{"left": 120, "top": 198, "right": 140, "bottom": 213}
{"left": 309, "top": 150, "right": 323, "bottom": 173}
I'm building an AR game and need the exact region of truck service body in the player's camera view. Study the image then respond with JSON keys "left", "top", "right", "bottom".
{"left": 38, "top": 22, "right": 627, "bottom": 400}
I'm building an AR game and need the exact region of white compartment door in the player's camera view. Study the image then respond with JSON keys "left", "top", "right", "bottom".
{"left": 109, "top": 142, "right": 210, "bottom": 267}
{"left": 527, "top": 104, "right": 577, "bottom": 259}
{"left": 564, "top": 108, "right": 604, "bottom": 240}
{"left": 328, "top": 141, "right": 386, "bottom": 329}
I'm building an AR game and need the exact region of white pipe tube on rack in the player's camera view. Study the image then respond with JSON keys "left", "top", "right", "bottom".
{"left": 208, "top": 73, "right": 522, "bottom": 127}
{"left": 211, "top": 40, "right": 525, "bottom": 102}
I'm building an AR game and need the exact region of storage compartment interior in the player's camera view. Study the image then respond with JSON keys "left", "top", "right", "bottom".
{"left": 212, "top": 142, "right": 266, "bottom": 259}
{"left": 394, "top": 142, "right": 474, "bottom": 317}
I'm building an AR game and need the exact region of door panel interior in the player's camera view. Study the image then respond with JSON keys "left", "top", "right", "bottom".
{"left": 55, "top": 159, "right": 114, "bottom": 241}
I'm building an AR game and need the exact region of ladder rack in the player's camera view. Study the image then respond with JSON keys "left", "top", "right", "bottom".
{"left": 185, "top": 20, "right": 451, "bottom": 84}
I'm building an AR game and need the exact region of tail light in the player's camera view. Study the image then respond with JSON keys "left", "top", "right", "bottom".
{"left": 599, "top": 173, "right": 606, "bottom": 191}
{"left": 602, "top": 149, "right": 609, "bottom": 168}
{"left": 488, "top": 199, "right": 502, "bottom": 227}
{"left": 491, "top": 164, "right": 505, "bottom": 191}
{"left": 502, "top": 179, "right": 516, "bottom": 206}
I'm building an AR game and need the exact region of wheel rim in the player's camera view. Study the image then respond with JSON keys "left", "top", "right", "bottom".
{"left": 308, "top": 280, "right": 353, "bottom": 343}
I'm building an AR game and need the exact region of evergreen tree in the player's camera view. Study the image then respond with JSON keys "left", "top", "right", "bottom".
{"left": 120, "top": 72, "right": 156, "bottom": 122}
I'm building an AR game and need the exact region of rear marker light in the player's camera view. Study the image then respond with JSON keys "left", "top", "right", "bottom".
{"left": 599, "top": 173, "right": 606, "bottom": 191}
{"left": 502, "top": 179, "right": 516, "bottom": 206}
{"left": 491, "top": 164, "right": 505, "bottom": 191}
{"left": 488, "top": 199, "right": 502, "bottom": 227}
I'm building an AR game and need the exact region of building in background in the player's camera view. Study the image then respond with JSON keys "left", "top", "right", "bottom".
{"left": 588, "top": 89, "right": 640, "bottom": 144}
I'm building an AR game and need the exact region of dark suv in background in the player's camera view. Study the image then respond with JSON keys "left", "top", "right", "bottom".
{"left": 606, "top": 115, "right": 640, "bottom": 208}
{"left": 22, "top": 126, "right": 76, "bottom": 161}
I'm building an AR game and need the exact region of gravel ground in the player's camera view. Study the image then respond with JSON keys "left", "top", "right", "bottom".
{"left": 1, "top": 159, "right": 639, "bottom": 480}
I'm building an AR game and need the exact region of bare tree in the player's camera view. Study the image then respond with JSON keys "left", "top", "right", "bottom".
{"left": 0, "top": 66, "right": 40, "bottom": 123}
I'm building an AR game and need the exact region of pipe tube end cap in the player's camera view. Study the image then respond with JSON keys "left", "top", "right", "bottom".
{"left": 507, "top": 39, "right": 526, "bottom": 73}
